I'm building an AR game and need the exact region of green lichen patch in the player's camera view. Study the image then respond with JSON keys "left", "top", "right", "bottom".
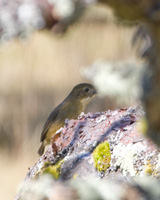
{"left": 137, "top": 119, "right": 148, "bottom": 136}
{"left": 42, "top": 160, "right": 64, "bottom": 180}
{"left": 93, "top": 141, "right": 111, "bottom": 172}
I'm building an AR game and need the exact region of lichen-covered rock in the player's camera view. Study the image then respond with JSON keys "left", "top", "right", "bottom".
{"left": 23, "top": 107, "right": 160, "bottom": 182}
{"left": 15, "top": 107, "right": 160, "bottom": 200}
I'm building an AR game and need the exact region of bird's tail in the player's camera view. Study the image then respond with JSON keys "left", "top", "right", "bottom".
{"left": 38, "top": 143, "right": 45, "bottom": 156}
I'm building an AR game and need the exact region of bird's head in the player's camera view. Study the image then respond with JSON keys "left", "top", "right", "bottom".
{"left": 68, "top": 83, "right": 97, "bottom": 108}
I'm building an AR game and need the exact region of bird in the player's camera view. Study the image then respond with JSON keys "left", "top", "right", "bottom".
{"left": 38, "top": 83, "right": 97, "bottom": 156}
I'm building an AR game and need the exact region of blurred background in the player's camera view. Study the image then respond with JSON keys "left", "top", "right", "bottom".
{"left": 0, "top": 1, "right": 144, "bottom": 199}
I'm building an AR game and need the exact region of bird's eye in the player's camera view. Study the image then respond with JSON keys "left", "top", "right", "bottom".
{"left": 84, "top": 87, "right": 89, "bottom": 92}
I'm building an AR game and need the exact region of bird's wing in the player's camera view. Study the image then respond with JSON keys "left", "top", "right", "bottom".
{"left": 40, "top": 103, "right": 61, "bottom": 142}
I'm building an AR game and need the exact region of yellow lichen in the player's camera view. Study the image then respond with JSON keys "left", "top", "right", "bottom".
{"left": 145, "top": 162, "right": 153, "bottom": 175}
{"left": 42, "top": 160, "right": 64, "bottom": 180}
{"left": 73, "top": 173, "right": 77, "bottom": 179}
{"left": 145, "top": 160, "right": 157, "bottom": 176}
{"left": 137, "top": 119, "right": 148, "bottom": 135}
{"left": 93, "top": 141, "right": 111, "bottom": 172}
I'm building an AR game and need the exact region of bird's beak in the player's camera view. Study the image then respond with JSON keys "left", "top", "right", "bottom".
{"left": 92, "top": 89, "right": 97, "bottom": 96}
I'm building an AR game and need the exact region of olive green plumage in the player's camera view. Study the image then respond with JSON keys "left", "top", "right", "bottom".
{"left": 38, "top": 83, "right": 97, "bottom": 156}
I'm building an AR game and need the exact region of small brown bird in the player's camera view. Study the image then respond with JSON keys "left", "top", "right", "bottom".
{"left": 38, "top": 83, "right": 97, "bottom": 155}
